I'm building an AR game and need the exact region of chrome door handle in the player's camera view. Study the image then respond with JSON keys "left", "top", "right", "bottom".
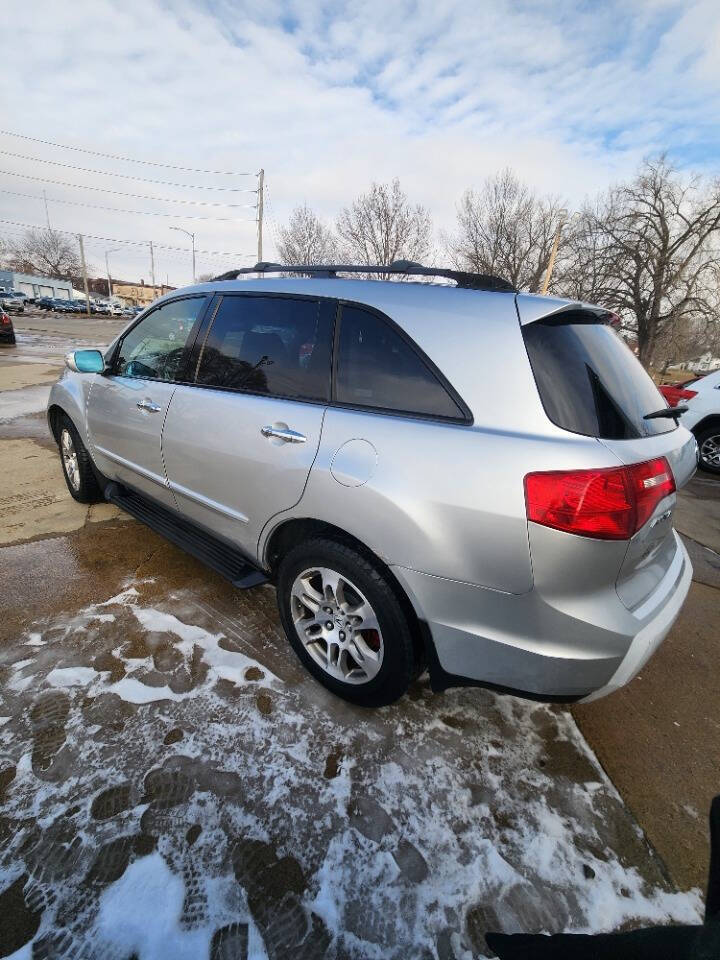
{"left": 136, "top": 399, "right": 162, "bottom": 413}
{"left": 261, "top": 425, "right": 307, "bottom": 443}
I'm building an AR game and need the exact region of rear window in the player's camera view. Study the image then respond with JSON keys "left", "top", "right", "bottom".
{"left": 523, "top": 313, "right": 675, "bottom": 439}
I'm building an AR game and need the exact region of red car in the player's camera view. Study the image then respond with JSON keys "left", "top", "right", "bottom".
{"left": 0, "top": 310, "right": 16, "bottom": 345}
{"left": 659, "top": 380, "right": 699, "bottom": 408}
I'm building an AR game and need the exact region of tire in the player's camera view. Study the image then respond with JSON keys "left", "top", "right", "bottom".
{"left": 276, "top": 537, "right": 418, "bottom": 707}
{"left": 58, "top": 414, "right": 104, "bottom": 503}
{"left": 696, "top": 425, "right": 720, "bottom": 476}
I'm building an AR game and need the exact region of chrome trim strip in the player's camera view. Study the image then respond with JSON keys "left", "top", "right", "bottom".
{"left": 168, "top": 479, "right": 249, "bottom": 524}
{"left": 95, "top": 445, "right": 169, "bottom": 488}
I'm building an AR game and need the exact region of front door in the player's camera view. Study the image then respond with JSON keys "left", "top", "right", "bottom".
{"left": 161, "top": 293, "right": 335, "bottom": 554}
{"left": 86, "top": 295, "right": 208, "bottom": 507}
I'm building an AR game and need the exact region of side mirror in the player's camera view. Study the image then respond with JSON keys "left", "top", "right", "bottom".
{"left": 65, "top": 349, "right": 105, "bottom": 374}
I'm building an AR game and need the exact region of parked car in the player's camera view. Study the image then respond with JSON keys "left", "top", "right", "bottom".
{"left": 54, "top": 299, "right": 77, "bottom": 313}
{"left": 47, "top": 262, "right": 696, "bottom": 707}
{"left": 660, "top": 372, "right": 720, "bottom": 474}
{"left": 35, "top": 296, "right": 56, "bottom": 310}
{"left": 0, "top": 293, "right": 25, "bottom": 313}
{"left": 0, "top": 292, "right": 25, "bottom": 313}
{"left": 0, "top": 309, "right": 16, "bottom": 344}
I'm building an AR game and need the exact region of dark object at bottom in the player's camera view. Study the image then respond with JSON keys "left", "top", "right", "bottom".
{"left": 486, "top": 793, "right": 720, "bottom": 959}
{"left": 486, "top": 926, "right": 720, "bottom": 959}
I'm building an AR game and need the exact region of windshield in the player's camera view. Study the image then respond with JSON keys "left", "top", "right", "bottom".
{"left": 523, "top": 313, "right": 675, "bottom": 439}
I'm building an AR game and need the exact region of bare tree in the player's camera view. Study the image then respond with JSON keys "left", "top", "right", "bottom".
{"left": 556, "top": 157, "right": 720, "bottom": 368}
{"left": 277, "top": 204, "right": 337, "bottom": 265}
{"left": 446, "top": 169, "right": 567, "bottom": 291}
{"left": 5, "top": 228, "right": 83, "bottom": 281}
{"left": 336, "top": 179, "right": 432, "bottom": 275}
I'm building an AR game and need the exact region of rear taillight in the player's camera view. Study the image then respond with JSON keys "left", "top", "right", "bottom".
{"left": 0, "top": 312, "right": 10, "bottom": 325}
{"left": 659, "top": 385, "right": 698, "bottom": 407}
{"left": 525, "top": 457, "right": 676, "bottom": 540}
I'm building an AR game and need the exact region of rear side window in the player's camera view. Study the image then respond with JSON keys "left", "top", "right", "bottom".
{"left": 196, "top": 295, "right": 333, "bottom": 402}
{"left": 335, "top": 305, "right": 466, "bottom": 420}
{"left": 523, "top": 314, "right": 674, "bottom": 439}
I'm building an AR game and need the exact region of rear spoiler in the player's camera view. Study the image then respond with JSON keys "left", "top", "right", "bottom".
{"left": 515, "top": 294, "right": 617, "bottom": 327}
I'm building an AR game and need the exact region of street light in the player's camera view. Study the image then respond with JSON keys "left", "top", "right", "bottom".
{"left": 105, "top": 247, "right": 123, "bottom": 299}
{"left": 170, "top": 227, "right": 196, "bottom": 284}
{"left": 541, "top": 208, "right": 569, "bottom": 295}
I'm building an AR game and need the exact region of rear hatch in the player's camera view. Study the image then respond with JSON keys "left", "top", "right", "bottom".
{"left": 517, "top": 296, "right": 696, "bottom": 613}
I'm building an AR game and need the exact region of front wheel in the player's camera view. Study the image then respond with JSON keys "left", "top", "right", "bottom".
{"left": 696, "top": 425, "right": 720, "bottom": 475}
{"left": 276, "top": 538, "right": 418, "bottom": 706}
{"left": 58, "top": 415, "right": 104, "bottom": 503}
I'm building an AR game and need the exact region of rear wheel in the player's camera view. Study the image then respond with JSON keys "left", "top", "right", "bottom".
{"left": 696, "top": 425, "right": 720, "bottom": 475}
{"left": 276, "top": 538, "right": 417, "bottom": 706}
{"left": 58, "top": 414, "right": 103, "bottom": 503}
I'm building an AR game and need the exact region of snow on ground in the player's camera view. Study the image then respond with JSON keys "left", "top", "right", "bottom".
{"left": 0, "top": 578, "right": 703, "bottom": 959}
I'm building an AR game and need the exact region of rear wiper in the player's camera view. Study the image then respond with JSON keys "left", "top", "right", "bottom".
{"left": 644, "top": 405, "right": 688, "bottom": 421}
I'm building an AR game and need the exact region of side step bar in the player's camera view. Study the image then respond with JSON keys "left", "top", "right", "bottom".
{"left": 104, "top": 482, "right": 268, "bottom": 589}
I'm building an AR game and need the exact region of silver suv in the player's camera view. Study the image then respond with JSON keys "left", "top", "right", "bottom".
{"left": 48, "top": 262, "right": 696, "bottom": 707}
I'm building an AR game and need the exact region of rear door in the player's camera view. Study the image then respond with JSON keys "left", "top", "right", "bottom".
{"left": 518, "top": 300, "right": 697, "bottom": 609}
{"left": 86, "top": 295, "right": 208, "bottom": 507}
{"left": 161, "top": 293, "right": 334, "bottom": 555}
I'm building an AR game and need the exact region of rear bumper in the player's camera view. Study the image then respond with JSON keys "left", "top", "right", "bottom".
{"left": 392, "top": 532, "right": 692, "bottom": 702}
{"left": 579, "top": 534, "right": 692, "bottom": 702}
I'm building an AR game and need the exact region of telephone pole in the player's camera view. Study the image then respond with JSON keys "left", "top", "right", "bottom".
{"left": 43, "top": 191, "right": 51, "bottom": 229}
{"left": 541, "top": 208, "right": 569, "bottom": 295}
{"left": 149, "top": 240, "right": 156, "bottom": 297}
{"left": 77, "top": 234, "right": 91, "bottom": 316}
{"left": 256, "top": 168, "right": 264, "bottom": 264}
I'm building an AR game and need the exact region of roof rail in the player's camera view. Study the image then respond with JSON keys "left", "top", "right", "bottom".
{"left": 211, "top": 260, "right": 516, "bottom": 292}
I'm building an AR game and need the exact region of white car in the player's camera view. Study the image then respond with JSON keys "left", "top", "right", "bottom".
{"left": 661, "top": 371, "right": 720, "bottom": 474}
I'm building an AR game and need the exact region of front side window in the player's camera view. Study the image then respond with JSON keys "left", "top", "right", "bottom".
{"left": 195, "top": 295, "right": 333, "bottom": 402}
{"left": 335, "top": 305, "right": 465, "bottom": 420}
{"left": 115, "top": 297, "right": 206, "bottom": 382}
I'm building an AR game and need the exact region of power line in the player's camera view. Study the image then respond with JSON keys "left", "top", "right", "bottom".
{"left": 0, "top": 217, "right": 256, "bottom": 257}
{"left": 0, "top": 169, "right": 257, "bottom": 209}
{"left": 0, "top": 150, "right": 258, "bottom": 193}
{"left": 0, "top": 188, "right": 256, "bottom": 221}
{"left": 0, "top": 130, "right": 257, "bottom": 176}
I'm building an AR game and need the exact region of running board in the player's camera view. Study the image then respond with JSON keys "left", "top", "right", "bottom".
{"left": 104, "top": 482, "right": 268, "bottom": 589}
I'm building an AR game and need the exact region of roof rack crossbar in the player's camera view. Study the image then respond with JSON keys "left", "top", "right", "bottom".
{"left": 212, "top": 260, "right": 515, "bottom": 292}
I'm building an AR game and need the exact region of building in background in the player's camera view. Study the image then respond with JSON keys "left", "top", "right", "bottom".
{"left": 110, "top": 279, "right": 174, "bottom": 306}
{"left": 0, "top": 269, "right": 72, "bottom": 299}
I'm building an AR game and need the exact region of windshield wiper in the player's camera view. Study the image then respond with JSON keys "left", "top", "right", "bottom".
{"left": 644, "top": 405, "right": 688, "bottom": 421}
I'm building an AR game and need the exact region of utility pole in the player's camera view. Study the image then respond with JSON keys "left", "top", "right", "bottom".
{"left": 43, "top": 191, "right": 51, "bottom": 229}
{"left": 257, "top": 168, "right": 264, "bottom": 265}
{"left": 149, "top": 240, "right": 156, "bottom": 298}
{"left": 541, "top": 208, "right": 569, "bottom": 295}
{"left": 77, "top": 234, "right": 91, "bottom": 316}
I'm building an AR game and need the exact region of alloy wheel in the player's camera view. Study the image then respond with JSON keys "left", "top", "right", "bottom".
{"left": 60, "top": 428, "right": 80, "bottom": 491}
{"left": 290, "top": 566, "right": 384, "bottom": 685}
{"left": 700, "top": 433, "right": 720, "bottom": 469}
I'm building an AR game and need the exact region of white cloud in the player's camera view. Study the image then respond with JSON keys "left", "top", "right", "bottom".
{"left": 0, "top": 0, "right": 718, "bottom": 286}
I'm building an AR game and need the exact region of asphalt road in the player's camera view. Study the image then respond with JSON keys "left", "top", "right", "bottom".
{"left": 0, "top": 311, "right": 716, "bottom": 958}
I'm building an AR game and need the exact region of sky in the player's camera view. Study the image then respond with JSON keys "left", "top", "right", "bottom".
{"left": 1, "top": 0, "right": 719, "bottom": 288}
